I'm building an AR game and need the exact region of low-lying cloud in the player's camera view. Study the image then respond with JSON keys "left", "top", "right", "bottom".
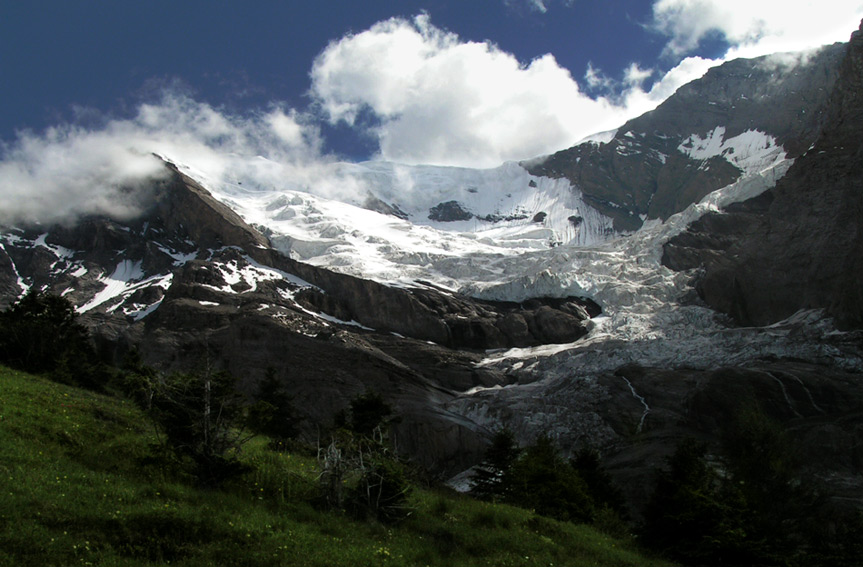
{"left": 0, "top": 93, "right": 331, "bottom": 226}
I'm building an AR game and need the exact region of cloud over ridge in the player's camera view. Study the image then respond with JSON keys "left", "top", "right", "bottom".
{"left": 652, "top": 0, "right": 863, "bottom": 58}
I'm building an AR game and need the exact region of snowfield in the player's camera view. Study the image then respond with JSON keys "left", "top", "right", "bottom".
{"left": 11, "top": 123, "right": 805, "bottom": 363}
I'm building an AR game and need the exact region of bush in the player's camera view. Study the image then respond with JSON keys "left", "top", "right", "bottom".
{"left": 318, "top": 392, "right": 412, "bottom": 523}
{"left": 506, "top": 435, "right": 594, "bottom": 523}
{"left": 349, "top": 457, "right": 413, "bottom": 523}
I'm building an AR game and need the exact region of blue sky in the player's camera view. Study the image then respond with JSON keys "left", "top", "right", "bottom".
{"left": 6, "top": 0, "right": 863, "bottom": 166}
{"left": 0, "top": 0, "right": 861, "bottom": 224}
{"left": 3, "top": 1, "right": 670, "bottom": 159}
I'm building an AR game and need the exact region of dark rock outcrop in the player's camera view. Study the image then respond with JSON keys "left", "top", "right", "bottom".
{"left": 663, "top": 21, "right": 863, "bottom": 328}
{"left": 155, "top": 163, "right": 270, "bottom": 252}
{"left": 453, "top": 356, "right": 863, "bottom": 519}
{"left": 363, "top": 195, "right": 409, "bottom": 220}
{"left": 295, "top": 280, "right": 598, "bottom": 350}
{"left": 603, "top": 361, "right": 863, "bottom": 517}
{"left": 428, "top": 200, "right": 473, "bottom": 222}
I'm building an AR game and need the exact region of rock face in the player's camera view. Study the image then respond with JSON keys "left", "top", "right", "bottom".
{"left": 663, "top": 22, "right": 863, "bottom": 328}
{"left": 527, "top": 43, "right": 845, "bottom": 231}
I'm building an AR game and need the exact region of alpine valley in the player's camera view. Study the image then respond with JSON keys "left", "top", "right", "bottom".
{"left": 3, "top": 19, "right": 863, "bottom": 526}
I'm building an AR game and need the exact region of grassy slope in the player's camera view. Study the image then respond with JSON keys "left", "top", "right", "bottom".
{"left": 0, "top": 366, "right": 673, "bottom": 567}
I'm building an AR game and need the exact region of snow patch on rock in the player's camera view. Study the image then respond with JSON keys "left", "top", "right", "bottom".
{"left": 678, "top": 127, "right": 787, "bottom": 174}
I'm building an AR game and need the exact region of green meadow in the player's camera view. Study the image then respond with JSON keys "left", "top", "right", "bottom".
{"left": 0, "top": 365, "right": 671, "bottom": 567}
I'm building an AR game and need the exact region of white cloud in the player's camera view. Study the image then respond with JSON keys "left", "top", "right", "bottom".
{"left": 5, "top": 2, "right": 859, "bottom": 219}
{"left": 623, "top": 63, "right": 654, "bottom": 88}
{"left": 0, "top": 92, "right": 329, "bottom": 226}
{"left": 309, "top": 5, "right": 863, "bottom": 168}
{"left": 0, "top": 126, "right": 167, "bottom": 226}
{"left": 584, "top": 62, "right": 614, "bottom": 91}
{"left": 502, "top": 0, "right": 576, "bottom": 14}
{"left": 530, "top": 0, "right": 548, "bottom": 13}
{"left": 266, "top": 108, "right": 308, "bottom": 148}
{"left": 310, "top": 15, "right": 707, "bottom": 168}
{"left": 617, "top": 56, "right": 717, "bottom": 118}
{"left": 653, "top": 0, "right": 863, "bottom": 58}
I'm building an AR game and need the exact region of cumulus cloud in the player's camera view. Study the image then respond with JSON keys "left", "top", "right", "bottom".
{"left": 0, "top": 92, "right": 329, "bottom": 226}
{"left": 652, "top": 0, "right": 863, "bottom": 58}
{"left": 310, "top": 5, "right": 862, "bottom": 168}
{"left": 502, "top": 0, "right": 576, "bottom": 14}
{"left": 311, "top": 15, "right": 709, "bottom": 167}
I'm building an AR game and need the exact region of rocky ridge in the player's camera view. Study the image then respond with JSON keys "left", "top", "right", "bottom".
{"left": 527, "top": 43, "right": 845, "bottom": 231}
{"left": 663, "top": 21, "right": 863, "bottom": 328}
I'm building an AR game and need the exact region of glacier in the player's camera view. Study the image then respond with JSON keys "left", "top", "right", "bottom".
{"left": 171, "top": 159, "right": 616, "bottom": 288}
{"left": 156, "top": 123, "right": 863, "bottom": 399}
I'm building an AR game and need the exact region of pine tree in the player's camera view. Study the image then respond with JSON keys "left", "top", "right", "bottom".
{"left": 146, "top": 368, "right": 252, "bottom": 488}
{"left": 470, "top": 427, "right": 520, "bottom": 501}
{"left": 249, "top": 367, "right": 300, "bottom": 444}
{"left": 0, "top": 290, "right": 108, "bottom": 388}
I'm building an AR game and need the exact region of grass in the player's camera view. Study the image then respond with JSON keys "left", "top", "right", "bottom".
{"left": 0, "top": 365, "right": 674, "bottom": 566}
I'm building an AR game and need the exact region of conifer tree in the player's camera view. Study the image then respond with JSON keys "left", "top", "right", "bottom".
{"left": 470, "top": 427, "right": 520, "bottom": 501}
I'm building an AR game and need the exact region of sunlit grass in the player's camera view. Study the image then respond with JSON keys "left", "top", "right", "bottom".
{"left": 0, "top": 366, "right": 673, "bottom": 566}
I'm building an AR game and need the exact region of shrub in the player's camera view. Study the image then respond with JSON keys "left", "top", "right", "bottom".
{"left": 318, "top": 392, "right": 411, "bottom": 523}
{"left": 349, "top": 456, "right": 413, "bottom": 523}
{"left": 506, "top": 434, "right": 594, "bottom": 523}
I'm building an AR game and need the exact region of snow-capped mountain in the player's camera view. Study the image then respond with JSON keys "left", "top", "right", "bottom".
{"left": 529, "top": 42, "right": 845, "bottom": 230}
{"left": 168, "top": 159, "right": 615, "bottom": 289}
{"left": 159, "top": 44, "right": 843, "bottom": 305}
{"left": 1, "top": 23, "right": 862, "bottom": 515}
